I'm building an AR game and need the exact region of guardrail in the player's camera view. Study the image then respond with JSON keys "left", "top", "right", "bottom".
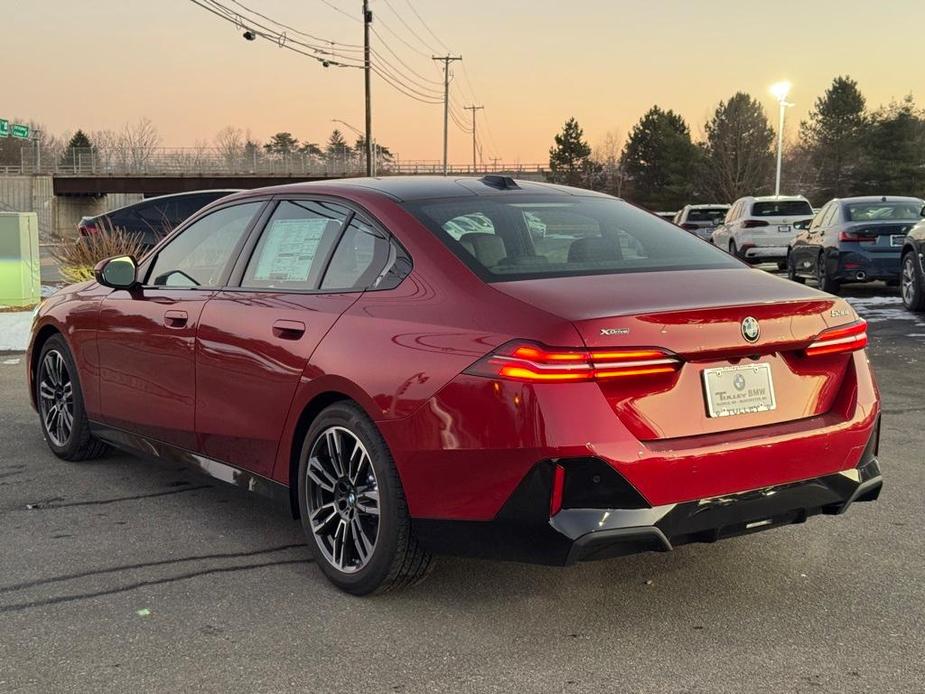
{"left": 1, "top": 146, "right": 548, "bottom": 178}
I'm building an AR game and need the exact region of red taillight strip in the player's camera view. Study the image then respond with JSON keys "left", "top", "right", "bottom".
{"left": 804, "top": 320, "right": 868, "bottom": 357}
{"left": 549, "top": 464, "right": 566, "bottom": 516}
{"left": 465, "top": 341, "right": 683, "bottom": 382}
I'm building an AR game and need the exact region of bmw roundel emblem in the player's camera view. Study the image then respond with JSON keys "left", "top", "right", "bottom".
{"left": 733, "top": 374, "right": 747, "bottom": 391}
{"left": 741, "top": 316, "right": 760, "bottom": 343}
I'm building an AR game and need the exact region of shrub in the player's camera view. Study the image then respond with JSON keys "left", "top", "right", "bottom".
{"left": 50, "top": 220, "right": 147, "bottom": 285}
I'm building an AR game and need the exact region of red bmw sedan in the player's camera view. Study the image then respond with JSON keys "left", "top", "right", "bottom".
{"left": 28, "top": 176, "right": 882, "bottom": 594}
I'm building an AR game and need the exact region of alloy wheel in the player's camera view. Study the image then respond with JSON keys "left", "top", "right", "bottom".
{"left": 38, "top": 350, "right": 74, "bottom": 447}
{"left": 902, "top": 254, "right": 917, "bottom": 306}
{"left": 305, "top": 426, "right": 380, "bottom": 574}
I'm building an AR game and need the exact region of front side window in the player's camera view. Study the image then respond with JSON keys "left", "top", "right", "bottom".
{"left": 242, "top": 200, "right": 350, "bottom": 290}
{"left": 405, "top": 194, "right": 740, "bottom": 281}
{"left": 146, "top": 202, "right": 262, "bottom": 288}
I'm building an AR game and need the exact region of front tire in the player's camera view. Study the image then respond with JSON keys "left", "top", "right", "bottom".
{"left": 298, "top": 401, "right": 433, "bottom": 595}
{"left": 729, "top": 241, "right": 741, "bottom": 260}
{"left": 901, "top": 251, "right": 925, "bottom": 312}
{"left": 36, "top": 335, "right": 109, "bottom": 461}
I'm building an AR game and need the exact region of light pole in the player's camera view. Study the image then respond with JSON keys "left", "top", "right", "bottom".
{"left": 770, "top": 80, "right": 792, "bottom": 197}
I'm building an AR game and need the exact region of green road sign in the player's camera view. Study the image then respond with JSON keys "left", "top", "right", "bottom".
{"left": 11, "top": 124, "right": 30, "bottom": 139}
{"left": 0, "top": 119, "right": 9, "bottom": 137}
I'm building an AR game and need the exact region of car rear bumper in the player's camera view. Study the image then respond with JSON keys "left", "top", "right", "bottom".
{"left": 412, "top": 446, "right": 882, "bottom": 566}
{"left": 832, "top": 250, "right": 901, "bottom": 282}
{"left": 741, "top": 244, "right": 788, "bottom": 261}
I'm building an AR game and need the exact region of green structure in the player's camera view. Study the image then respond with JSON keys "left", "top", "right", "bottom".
{"left": 0, "top": 212, "right": 41, "bottom": 307}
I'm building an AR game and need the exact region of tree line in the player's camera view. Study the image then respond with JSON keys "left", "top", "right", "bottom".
{"left": 548, "top": 76, "right": 925, "bottom": 209}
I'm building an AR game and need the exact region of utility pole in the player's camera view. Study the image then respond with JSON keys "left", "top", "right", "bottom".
{"left": 432, "top": 54, "right": 462, "bottom": 175}
{"left": 363, "top": 0, "right": 374, "bottom": 176}
{"left": 463, "top": 105, "right": 483, "bottom": 172}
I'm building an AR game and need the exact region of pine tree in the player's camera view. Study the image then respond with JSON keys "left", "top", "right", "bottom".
{"left": 700, "top": 93, "right": 776, "bottom": 201}
{"left": 326, "top": 129, "right": 352, "bottom": 159}
{"left": 620, "top": 106, "right": 698, "bottom": 209}
{"left": 800, "top": 75, "right": 867, "bottom": 198}
{"left": 548, "top": 117, "right": 592, "bottom": 187}
{"left": 60, "top": 130, "right": 93, "bottom": 170}
{"left": 263, "top": 132, "right": 299, "bottom": 156}
{"left": 857, "top": 96, "right": 925, "bottom": 196}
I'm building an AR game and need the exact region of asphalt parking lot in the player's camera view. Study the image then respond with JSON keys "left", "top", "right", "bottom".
{"left": 1, "top": 281, "right": 923, "bottom": 693}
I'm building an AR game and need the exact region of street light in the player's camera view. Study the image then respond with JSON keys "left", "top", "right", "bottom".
{"left": 770, "top": 80, "right": 793, "bottom": 197}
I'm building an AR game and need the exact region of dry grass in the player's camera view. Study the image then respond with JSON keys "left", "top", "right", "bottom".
{"left": 49, "top": 220, "right": 147, "bottom": 285}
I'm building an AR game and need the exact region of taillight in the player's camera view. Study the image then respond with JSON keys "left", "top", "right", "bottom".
{"left": 463, "top": 341, "right": 682, "bottom": 382}
{"left": 742, "top": 219, "right": 770, "bottom": 229}
{"left": 549, "top": 464, "right": 566, "bottom": 516}
{"left": 79, "top": 223, "right": 98, "bottom": 237}
{"left": 804, "top": 320, "right": 868, "bottom": 357}
{"left": 838, "top": 230, "right": 875, "bottom": 243}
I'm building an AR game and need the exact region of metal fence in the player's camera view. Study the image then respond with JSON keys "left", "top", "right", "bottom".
{"left": 1, "top": 145, "right": 549, "bottom": 178}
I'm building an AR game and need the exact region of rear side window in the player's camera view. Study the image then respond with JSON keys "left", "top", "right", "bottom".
{"left": 404, "top": 195, "right": 740, "bottom": 281}
{"left": 147, "top": 202, "right": 262, "bottom": 288}
{"left": 751, "top": 200, "right": 813, "bottom": 217}
{"left": 844, "top": 201, "right": 925, "bottom": 221}
{"left": 321, "top": 216, "right": 391, "bottom": 291}
{"left": 242, "top": 201, "right": 350, "bottom": 290}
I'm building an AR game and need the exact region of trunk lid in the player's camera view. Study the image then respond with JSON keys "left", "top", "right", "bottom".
{"left": 493, "top": 268, "right": 858, "bottom": 440}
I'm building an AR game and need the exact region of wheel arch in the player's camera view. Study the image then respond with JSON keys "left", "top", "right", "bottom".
{"left": 28, "top": 324, "right": 65, "bottom": 410}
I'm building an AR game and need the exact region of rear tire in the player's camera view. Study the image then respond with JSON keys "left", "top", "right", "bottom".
{"left": 787, "top": 253, "right": 805, "bottom": 284}
{"left": 817, "top": 252, "right": 841, "bottom": 295}
{"left": 297, "top": 401, "right": 433, "bottom": 595}
{"left": 729, "top": 241, "right": 741, "bottom": 260}
{"left": 901, "top": 251, "right": 925, "bottom": 312}
{"left": 35, "top": 335, "right": 109, "bottom": 461}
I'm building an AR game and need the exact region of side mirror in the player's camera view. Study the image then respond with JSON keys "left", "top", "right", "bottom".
{"left": 94, "top": 255, "right": 138, "bottom": 289}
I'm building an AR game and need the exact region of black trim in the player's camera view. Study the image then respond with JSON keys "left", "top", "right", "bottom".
{"left": 89, "top": 421, "right": 292, "bottom": 513}
{"left": 413, "top": 442, "right": 883, "bottom": 566}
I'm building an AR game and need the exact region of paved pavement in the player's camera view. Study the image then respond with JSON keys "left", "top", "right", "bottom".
{"left": 0, "top": 282, "right": 923, "bottom": 693}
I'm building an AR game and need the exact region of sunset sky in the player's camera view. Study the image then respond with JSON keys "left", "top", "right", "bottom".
{"left": 4, "top": 0, "right": 925, "bottom": 164}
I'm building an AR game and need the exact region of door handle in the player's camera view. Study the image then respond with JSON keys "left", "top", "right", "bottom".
{"left": 273, "top": 319, "right": 306, "bottom": 340}
{"left": 164, "top": 310, "right": 188, "bottom": 329}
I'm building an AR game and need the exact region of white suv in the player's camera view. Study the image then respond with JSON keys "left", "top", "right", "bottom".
{"left": 711, "top": 195, "right": 814, "bottom": 266}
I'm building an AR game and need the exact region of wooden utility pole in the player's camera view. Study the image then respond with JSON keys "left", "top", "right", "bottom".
{"left": 363, "top": 0, "right": 374, "bottom": 176}
{"left": 463, "top": 105, "right": 483, "bottom": 172}
{"left": 432, "top": 55, "right": 462, "bottom": 175}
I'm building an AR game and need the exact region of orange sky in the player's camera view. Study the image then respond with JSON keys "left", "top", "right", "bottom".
{"left": 4, "top": 0, "right": 925, "bottom": 164}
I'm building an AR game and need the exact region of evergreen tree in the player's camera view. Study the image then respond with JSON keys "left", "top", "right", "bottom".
{"left": 263, "top": 132, "right": 299, "bottom": 156}
{"left": 620, "top": 106, "right": 698, "bottom": 209}
{"left": 800, "top": 75, "right": 867, "bottom": 198}
{"left": 857, "top": 96, "right": 925, "bottom": 196}
{"left": 326, "top": 129, "right": 352, "bottom": 159}
{"left": 60, "top": 130, "right": 93, "bottom": 169}
{"left": 700, "top": 93, "right": 775, "bottom": 201}
{"left": 548, "top": 117, "right": 592, "bottom": 187}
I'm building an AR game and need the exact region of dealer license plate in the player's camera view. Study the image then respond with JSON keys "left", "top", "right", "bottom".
{"left": 702, "top": 363, "right": 776, "bottom": 417}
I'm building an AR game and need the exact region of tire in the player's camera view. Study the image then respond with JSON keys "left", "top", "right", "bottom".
{"left": 729, "top": 241, "right": 741, "bottom": 259}
{"left": 297, "top": 401, "right": 433, "bottom": 595}
{"left": 816, "top": 252, "right": 841, "bottom": 295}
{"left": 901, "top": 250, "right": 925, "bottom": 312}
{"left": 777, "top": 260, "right": 788, "bottom": 272}
{"left": 35, "top": 335, "right": 109, "bottom": 461}
{"left": 787, "top": 253, "right": 805, "bottom": 284}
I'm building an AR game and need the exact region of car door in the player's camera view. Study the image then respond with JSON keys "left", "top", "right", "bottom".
{"left": 792, "top": 203, "right": 826, "bottom": 273}
{"left": 194, "top": 198, "right": 393, "bottom": 477}
{"left": 95, "top": 200, "right": 265, "bottom": 450}
{"left": 806, "top": 203, "right": 836, "bottom": 276}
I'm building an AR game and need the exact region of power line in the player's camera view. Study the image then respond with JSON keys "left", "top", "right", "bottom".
{"left": 380, "top": 0, "right": 440, "bottom": 54}
{"left": 228, "top": 0, "right": 364, "bottom": 49}
{"left": 403, "top": 0, "right": 450, "bottom": 52}
{"left": 317, "top": 0, "right": 359, "bottom": 23}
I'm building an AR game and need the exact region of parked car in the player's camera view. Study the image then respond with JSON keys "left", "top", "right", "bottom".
{"left": 673, "top": 204, "right": 730, "bottom": 241}
{"left": 788, "top": 196, "right": 925, "bottom": 294}
{"left": 654, "top": 210, "right": 678, "bottom": 222}
{"left": 712, "top": 195, "right": 814, "bottom": 268}
{"left": 29, "top": 176, "right": 882, "bottom": 595}
{"left": 78, "top": 189, "right": 239, "bottom": 249}
{"left": 900, "top": 216, "right": 925, "bottom": 311}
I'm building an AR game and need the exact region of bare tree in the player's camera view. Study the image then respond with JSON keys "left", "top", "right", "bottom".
{"left": 215, "top": 126, "right": 245, "bottom": 171}
{"left": 117, "top": 117, "right": 160, "bottom": 172}
{"left": 591, "top": 129, "right": 624, "bottom": 196}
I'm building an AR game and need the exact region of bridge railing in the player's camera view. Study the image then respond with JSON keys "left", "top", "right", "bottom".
{"left": 2, "top": 146, "right": 548, "bottom": 178}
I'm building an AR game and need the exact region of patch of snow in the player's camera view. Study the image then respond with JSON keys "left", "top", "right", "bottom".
{"left": 0, "top": 312, "right": 32, "bottom": 351}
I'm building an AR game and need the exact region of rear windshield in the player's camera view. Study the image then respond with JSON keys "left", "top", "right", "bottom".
{"left": 751, "top": 200, "right": 813, "bottom": 217}
{"left": 403, "top": 195, "right": 740, "bottom": 281}
{"left": 845, "top": 201, "right": 924, "bottom": 222}
{"left": 686, "top": 208, "right": 728, "bottom": 223}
